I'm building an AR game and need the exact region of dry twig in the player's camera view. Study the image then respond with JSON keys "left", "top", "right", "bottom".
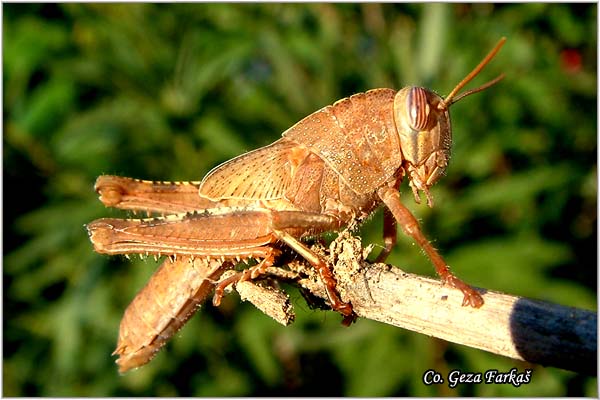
{"left": 243, "top": 232, "right": 597, "bottom": 376}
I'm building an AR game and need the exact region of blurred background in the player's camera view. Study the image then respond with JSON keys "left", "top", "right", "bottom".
{"left": 3, "top": 3, "right": 597, "bottom": 396}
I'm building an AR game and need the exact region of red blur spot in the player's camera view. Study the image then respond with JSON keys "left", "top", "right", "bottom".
{"left": 560, "top": 49, "right": 582, "bottom": 74}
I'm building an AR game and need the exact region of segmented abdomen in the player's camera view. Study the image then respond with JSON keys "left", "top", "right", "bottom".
{"left": 113, "top": 257, "right": 227, "bottom": 373}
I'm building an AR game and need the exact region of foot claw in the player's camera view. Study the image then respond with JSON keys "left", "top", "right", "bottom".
{"left": 462, "top": 291, "right": 484, "bottom": 308}
{"left": 341, "top": 312, "right": 358, "bottom": 326}
{"left": 443, "top": 275, "right": 484, "bottom": 308}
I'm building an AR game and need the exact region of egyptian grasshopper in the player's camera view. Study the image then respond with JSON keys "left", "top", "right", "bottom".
{"left": 87, "top": 38, "right": 506, "bottom": 372}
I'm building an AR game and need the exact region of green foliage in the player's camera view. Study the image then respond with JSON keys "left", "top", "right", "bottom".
{"left": 4, "top": 3, "right": 596, "bottom": 396}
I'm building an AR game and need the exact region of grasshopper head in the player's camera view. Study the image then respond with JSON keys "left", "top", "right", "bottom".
{"left": 392, "top": 37, "right": 506, "bottom": 207}
{"left": 393, "top": 87, "right": 451, "bottom": 207}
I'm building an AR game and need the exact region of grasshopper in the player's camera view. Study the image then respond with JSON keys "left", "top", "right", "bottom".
{"left": 87, "top": 38, "right": 506, "bottom": 372}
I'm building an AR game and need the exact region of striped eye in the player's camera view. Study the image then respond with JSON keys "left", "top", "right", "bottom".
{"left": 407, "top": 87, "right": 430, "bottom": 131}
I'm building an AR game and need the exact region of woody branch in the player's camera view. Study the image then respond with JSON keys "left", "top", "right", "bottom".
{"left": 241, "top": 233, "right": 596, "bottom": 376}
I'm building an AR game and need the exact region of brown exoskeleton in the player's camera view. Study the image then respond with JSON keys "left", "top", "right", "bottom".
{"left": 87, "top": 38, "right": 506, "bottom": 372}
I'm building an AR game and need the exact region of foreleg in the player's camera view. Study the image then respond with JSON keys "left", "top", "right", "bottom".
{"left": 374, "top": 207, "right": 397, "bottom": 263}
{"left": 377, "top": 186, "right": 484, "bottom": 308}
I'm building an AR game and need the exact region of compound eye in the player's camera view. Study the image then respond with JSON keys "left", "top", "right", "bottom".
{"left": 407, "top": 87, "right": 430, "bottom": 131}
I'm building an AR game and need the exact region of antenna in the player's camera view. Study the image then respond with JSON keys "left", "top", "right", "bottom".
{"left": 440, "top": 37, "right": 506, "bottom": 110}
